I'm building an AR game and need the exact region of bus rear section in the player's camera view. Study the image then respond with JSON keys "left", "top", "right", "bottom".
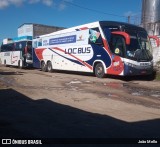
{"left": 32, "top": 21, "right": 154, "bottom": 78}
{"left": 0, "top": 41, "right": 33, "bottom": 68}
{"left": 32, "top": 29, "right": 94, "bottom": 73}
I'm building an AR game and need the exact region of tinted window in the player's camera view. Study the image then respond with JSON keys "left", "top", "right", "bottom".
{"left": 109, "top": 35, "right": 125, "bottom": 57}
{"left": 15, "top": 41, "right": 28, "bottom": 51}
{"left": 0, "top": 44, "right": 14, "bottom": 52}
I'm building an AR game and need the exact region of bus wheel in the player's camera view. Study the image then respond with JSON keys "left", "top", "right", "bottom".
{"left": 4, "top": 60, "right": 8, "bottom": 67}
{"left": 41, "top": 61, "right": 47, "bottom": 72}
{"left": 18, "top": 60, "right": 23, "bottom": 69}
{"left": 95, "top": 63, "right": 106, "bottom": 78}
{"left": 47, "top": 61, "right": 53, "bottom": 72}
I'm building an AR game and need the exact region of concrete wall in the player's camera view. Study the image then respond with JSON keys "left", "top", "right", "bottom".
{"left": 18, "top": 23, "right": 65, "bottom": 38}
{"left": 33, "top": 24, "right": 64, "bottom": 37}
{"left": 153, "top": 46, "right": 160, "bottom": 66}
{"left": 18, "top": 24, "right": 33, "bottom": 37}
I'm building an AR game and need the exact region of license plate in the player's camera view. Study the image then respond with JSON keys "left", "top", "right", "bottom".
{"left": 140, "top": 63, "right": 149, "bottom": 66}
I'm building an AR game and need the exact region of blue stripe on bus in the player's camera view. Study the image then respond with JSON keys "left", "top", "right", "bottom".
{"left": 48, "top": 48, "right": 84, "bottom": 66}
{"left": 86, "top": 44, "right": 111, "bottom": 68}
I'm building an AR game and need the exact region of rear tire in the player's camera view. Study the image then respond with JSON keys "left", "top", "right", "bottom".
{"left": 41, "top": 61, "right": 47, "bottom": 72}
{"left": 18, "top": 60, "right": 24, "bottom": 69}
{"left": 47, "top": 61, "right": 53, "bottom": 72}
{"left": 95, "top": 63, "right": 106, "bottom": 78}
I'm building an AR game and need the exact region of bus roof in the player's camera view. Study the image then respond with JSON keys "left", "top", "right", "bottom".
{"left": 99, "top": 21, "right": 146, "bottom": 32}
{"left": 37, "top": 21, "right": 99, "bottom": 38}
{"left": 36, "top": 21, "right": 146, "bottom": 38}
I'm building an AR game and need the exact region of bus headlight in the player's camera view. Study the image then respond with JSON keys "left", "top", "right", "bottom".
{"left": 128, "top": 63, "right": 137, "bottom": 68}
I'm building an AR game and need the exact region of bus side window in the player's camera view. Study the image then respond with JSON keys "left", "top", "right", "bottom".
{"left": 110, "top": 35, "right": 125, "bottom": 57}
{"left": 7, "top": 44, "right": 14, "bottom": 51}
{"left": 15, "top": 43, "right": 19, "bottom": 51}
{"left": 1, "top": 45, "right": 5, "bottom": 52}
{"left": 33, "top": 41, "right": 37, "bottom": 48}
{"left": 38, "top": 39, "right": 42, "bottom": 47}
{"left": 89, "top": 28, "right": 103, "bottom": 45}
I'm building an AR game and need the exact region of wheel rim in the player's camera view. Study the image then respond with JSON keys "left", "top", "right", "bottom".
{"left": 48, "top": 65, "right": 51, "bottom": 71}
{"left": 47, "top": 62, "right": 52, "bottom": 71}
{"left": 97, "top": 66, "right": 103, "bottom": 76}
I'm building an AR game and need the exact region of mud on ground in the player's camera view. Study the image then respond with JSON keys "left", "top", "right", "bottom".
{"left": 0, "top": 65, "right": 160, "bottom": 140}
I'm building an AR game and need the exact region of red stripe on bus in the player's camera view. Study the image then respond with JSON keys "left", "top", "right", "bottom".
{"left": 53, "top": 47, "right": 93, "bottom": 70}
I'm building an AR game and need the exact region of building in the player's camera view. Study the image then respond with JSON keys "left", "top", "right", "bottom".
{"left": 18, "top": 23, "right": 65, "bottom": 38}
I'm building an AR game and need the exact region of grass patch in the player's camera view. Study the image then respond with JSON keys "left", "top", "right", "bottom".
{"left": 155, "top": 71, "right": 160, "bottom": 80}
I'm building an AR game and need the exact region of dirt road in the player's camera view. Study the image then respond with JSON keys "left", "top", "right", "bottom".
{"left": 0, "top": 65, "right": 160, "bottom": 141}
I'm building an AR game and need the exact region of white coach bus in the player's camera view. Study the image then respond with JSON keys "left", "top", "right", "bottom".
{"left": 0, "top": 40, "right": 32, "bottom": 68}
{"left": 32, "top": 21, "right": 153, "bottom": 78}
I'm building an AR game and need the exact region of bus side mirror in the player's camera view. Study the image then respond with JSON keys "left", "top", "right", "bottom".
{"left": 111, "top": 31, "right": 130, "bottom": 45}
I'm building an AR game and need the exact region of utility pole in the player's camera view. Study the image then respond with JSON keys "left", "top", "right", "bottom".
{"left": 128, "top": 15, "right": 131, "bottom": 23}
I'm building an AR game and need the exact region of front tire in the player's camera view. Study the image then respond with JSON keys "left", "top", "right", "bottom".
{"left": 95, "top": 63, "right": 106, "bottom": 78}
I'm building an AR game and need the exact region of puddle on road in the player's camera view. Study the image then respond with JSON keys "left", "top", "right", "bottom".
{"left": 131, "top": 92, "right": 142, "bottom": 96}
{"left": 123, "top": 83, "right": 160, "bottom": 98}
{"left": 1, "top": 72, "right": 160, "bottom": 99}
{"left": 0, "top": 77, "right": 15, "bottom": 87}
{"left": 151, "top": 94, "right": 160, "bottom": 98}
{"left": 66, "top": 79, "right": 160, "bottom": 98}
{"left": 103, "top": 82, "right": 124, "bottom": 89}
{"left": 67, "top": 81, "right": 82, "bottom": 84}
{"left": 65, "top": 79, "right": 94, "bottom": 91}
{"left": 70, "top": 80, "right": 160, "bottom": 109}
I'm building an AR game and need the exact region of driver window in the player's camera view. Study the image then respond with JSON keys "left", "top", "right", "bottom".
{"left": 110, "top": 35, "right": 125, "bottom": 57}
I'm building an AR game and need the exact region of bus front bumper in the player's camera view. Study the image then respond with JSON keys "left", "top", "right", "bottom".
{"left": 124, "top": 62, "right": 153, "bottom": 76}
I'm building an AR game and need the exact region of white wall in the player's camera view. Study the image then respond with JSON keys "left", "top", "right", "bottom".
{"left": 18, "top": 24, "right": 33, "bottom": 37}
{"left": 153, "top": 46, "right": 160, "bottom": 66}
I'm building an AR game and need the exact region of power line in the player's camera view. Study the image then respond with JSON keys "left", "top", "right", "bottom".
{"left": 63, "top": 1, "right": 144, "bottom": 25}
{"left": 63, "top": 1, "right": 126, "bottom": 18}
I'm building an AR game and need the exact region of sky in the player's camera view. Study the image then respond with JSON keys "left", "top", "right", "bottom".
{"left": 0, "top": 0, "right": 142, "bottom": 43}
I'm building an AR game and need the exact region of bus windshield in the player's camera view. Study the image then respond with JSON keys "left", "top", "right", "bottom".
{"left": 126, "top": 31, "right": 153, "bottom": 61}
{"left": 103, "top": 28, "right": 153, "bottom": 62}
